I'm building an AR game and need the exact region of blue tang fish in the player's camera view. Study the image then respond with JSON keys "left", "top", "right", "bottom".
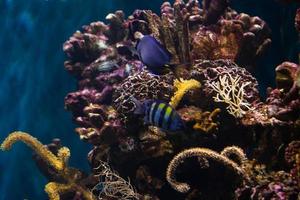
{"left": 132, "top": 97, "right": 185, "bottom": 132}
{"left": 136, "top": 35, "right": 172, "bottom": 74}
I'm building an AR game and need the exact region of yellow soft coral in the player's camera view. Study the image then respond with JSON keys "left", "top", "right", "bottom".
{"left": 169, "top": 78, "right": 201, "bottom": 108}
{"left": 193, "top": 108, "right": 221, "bottom": 133}
{"left": 1, "top": 131, "right": 66, "bottom": 171}
{"left": 1, "top": 131, "right": 96, "bottom": 200}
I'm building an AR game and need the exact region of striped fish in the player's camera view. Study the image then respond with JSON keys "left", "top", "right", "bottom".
{"left": 132, "top": 98, "right": 185, "bottom": 132}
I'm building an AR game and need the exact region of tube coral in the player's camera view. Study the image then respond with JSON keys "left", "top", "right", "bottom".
{"left": 166, "top": 147, "right": 248, "bottom": 193}
{"left": 1, "top": 132, "right": 96, "bottom": 200}
{"left": 169, "top": 78, "right": 201, "bottom": 108}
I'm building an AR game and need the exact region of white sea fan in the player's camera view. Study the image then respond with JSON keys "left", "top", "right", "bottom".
{"left": 207, "top": 73, "right": 252, "bottom": 118}
{"left": 92, "top": 160, "right": 139, "bottom": 200}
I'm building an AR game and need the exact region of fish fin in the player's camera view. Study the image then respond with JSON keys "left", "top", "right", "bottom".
{"left": 130, "top": 96, "right": 144, "bottom": 115}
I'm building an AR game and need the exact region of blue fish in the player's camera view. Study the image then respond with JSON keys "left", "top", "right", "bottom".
{"left": 132, "top": 98, "right": 185, "bottom": 132}
{"left": 136, "top": 35, "right": 172, "bottom": 74}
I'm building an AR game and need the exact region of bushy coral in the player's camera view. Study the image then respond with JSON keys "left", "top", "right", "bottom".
{"left": 190, "top": 59, "right": 260, "bottom": 119}
{"left": 207, "top": 73, "right": 252, "bottom": 118}
{"left": 92, "top": 160, "right": 139, "bottom": 200}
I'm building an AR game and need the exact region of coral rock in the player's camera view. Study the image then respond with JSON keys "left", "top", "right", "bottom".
{"left": 112, "top": 69, "right": 174, "bottom": 121}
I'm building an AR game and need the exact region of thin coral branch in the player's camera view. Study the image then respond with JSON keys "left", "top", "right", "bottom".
{"left": 166, "top": 147, "right": 248, "bottom": 193}
{"left": 93, "top": 160, "right": 139, "bottom": 200}
{"left": 207, "top": 73, "right": 252, "bottom": 118}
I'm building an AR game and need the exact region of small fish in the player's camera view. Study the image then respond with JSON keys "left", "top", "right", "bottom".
{"left": 96, "top": 60, "right": 119, "bottom": 72}
{"left": 131, "top": 97, "right": 185, "bottom": 132}
{"left": 136, "top": 34, "right": 172, "bottom": 74}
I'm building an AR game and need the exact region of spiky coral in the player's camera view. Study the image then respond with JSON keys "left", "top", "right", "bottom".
{"left": 207, "top": 73, "right": 252, "bottom": 118}
{"left": 1, "top": 132, "right": 96, "bottom": 200}
{"left": 169, "top": 78, "right": 201, "bottom": 108}
{"left": 166, "top": 146, "right": 248, "bottom": 193}
{"left": 221, "top": 146, "right": 247, "bottom": 166}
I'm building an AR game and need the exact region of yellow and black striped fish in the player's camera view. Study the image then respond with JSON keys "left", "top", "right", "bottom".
{"left": 132, "top": 98, "right": 185, "bottom": 132}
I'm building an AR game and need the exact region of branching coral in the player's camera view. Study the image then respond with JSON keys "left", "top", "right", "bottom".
{"left": 169, "top": 78, "right": 201, "bottom": 108}
{"left": 193, "top": 108, "right": 221, "bottom": 133}
{"left": 92, "top": 160, "right": 139, "bottom": 200}
{"left": 166, "top": 146, "right": 248, "bottom": 193}
{"left": 1, "top": 132, "right": 96, "bottom": 200}
{"left": 33, "top": 0, "right": 299, "bottom": 199}
{"left": 207, "top": 73, "right": 252, "bottom": 118}
{"left": 177, "top": 106, "right": 220, "bottom": 133}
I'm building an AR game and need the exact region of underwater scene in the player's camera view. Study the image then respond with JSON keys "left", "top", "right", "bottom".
{"left": 0, "top": 0, "right": 300, "bottom": 199}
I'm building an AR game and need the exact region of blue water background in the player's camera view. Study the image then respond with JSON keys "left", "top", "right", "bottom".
{"left": 0, "top": 0, "right": 299, "bottom": 199}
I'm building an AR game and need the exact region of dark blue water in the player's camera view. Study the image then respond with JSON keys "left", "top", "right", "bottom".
{"left": 0, "top": 0, "right": 298, "bottom": 199}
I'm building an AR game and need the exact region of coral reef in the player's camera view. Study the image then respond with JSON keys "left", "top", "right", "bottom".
{"left": 285, "top": 141, "right": 300, "bottom": 187}
{"left": 2, "top": 0, "right": 300, "bottom": 199}
{"left": 236, "top": 160, "right": 299, "bottom": 200}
